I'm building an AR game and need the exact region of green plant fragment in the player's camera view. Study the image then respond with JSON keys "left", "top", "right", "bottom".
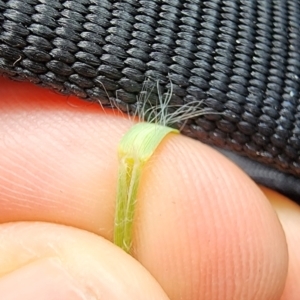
{"left": 114, "top": 122, "right": 179, "bottom": 253}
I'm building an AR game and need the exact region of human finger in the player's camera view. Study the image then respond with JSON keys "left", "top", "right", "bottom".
{"left": 0, "top": 222, "right": 169, "bottom": 300}
{"left": 260, "top": 187, "right": 300, "bottom": 300}
{"left": 0, "top": 77, "right": 288, "bottom": 299}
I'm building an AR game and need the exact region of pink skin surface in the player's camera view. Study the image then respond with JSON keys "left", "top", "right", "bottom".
{"left": 0, "top": 76, "right": 298, "bottom": 299}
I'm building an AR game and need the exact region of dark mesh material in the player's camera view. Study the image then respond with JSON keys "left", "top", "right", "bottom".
{"left": 1, "top": 0, "right": 300, "bottom": 191}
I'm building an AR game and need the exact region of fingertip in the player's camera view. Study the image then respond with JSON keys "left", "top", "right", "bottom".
{"left": 0, "top": 222, "right": 169, "bottom": 300}
{"left": 260, "top": 187, "right": 300, "bottom": 300}
{"left": 0, "top": 77, "right": 289, "bottom": 299}
{"left": 134, "top": 135, "right": 288, "bottom": 299}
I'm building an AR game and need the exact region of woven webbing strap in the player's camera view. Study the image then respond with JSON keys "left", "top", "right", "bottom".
{"left": 0, "top": 0, "right": 300, "bottom": 181}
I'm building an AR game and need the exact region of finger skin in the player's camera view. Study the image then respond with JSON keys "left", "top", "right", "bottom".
{"left": 134, "top": 134, "right": 287, "bottom": 300}
{"left": 260, "top": 187, "right": 300, "bottom": 300}
{"left": 0, "top": 222, "right": 169, "bottom": 300}
{"left": 0, "top": 77, "right": 127, "bottom": 238}
{"left": 0, "top": 77, "right": 288, "bottom": 299}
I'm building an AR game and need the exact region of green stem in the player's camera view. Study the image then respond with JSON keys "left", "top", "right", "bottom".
{"left": 114, "top": 122, "right": 179, "bottom": 253}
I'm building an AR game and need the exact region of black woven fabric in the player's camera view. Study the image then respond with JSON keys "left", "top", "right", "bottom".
{"left": 1, "top": 0, "right": 300, "bottom": 183}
